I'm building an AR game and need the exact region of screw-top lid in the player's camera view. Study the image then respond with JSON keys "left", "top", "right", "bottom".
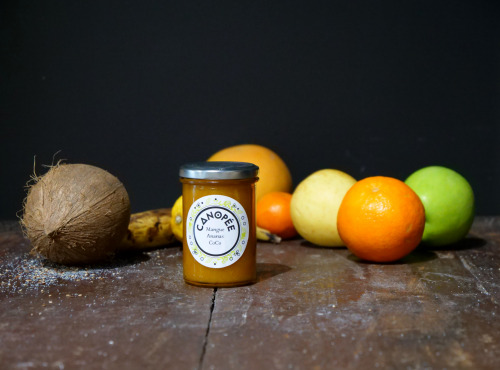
{"left": 179, "top": 161, "right": 259, "bottom": 180}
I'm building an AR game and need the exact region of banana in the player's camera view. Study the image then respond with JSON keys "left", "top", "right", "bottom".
{"left": 256, "top": 226, "right": 282, "bottom": 244}
{"left": 121, "top": 208, "right": 177, "bottom": 250}
{"left": 122, "top": 207, "right": 282, "bottom": 250}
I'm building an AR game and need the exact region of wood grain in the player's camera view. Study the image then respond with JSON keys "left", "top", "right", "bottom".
{"left": 0, "top": 223, "right": 213, "bottom": 369}
{"left": 1, "top": 218, "right": 499, "bottom": 369}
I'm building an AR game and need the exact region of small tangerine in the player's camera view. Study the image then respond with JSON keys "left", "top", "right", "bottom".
{"left": 256, "top": 191, "right": 297, "bottom": 240}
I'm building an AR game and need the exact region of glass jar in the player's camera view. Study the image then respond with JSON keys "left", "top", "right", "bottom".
{"left": 180, "top": 161, "right": 259, "bottom": 287}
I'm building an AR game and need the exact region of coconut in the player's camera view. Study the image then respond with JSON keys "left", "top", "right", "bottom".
{"left": 21, "top": 163, "right": 131, "bottom": 265}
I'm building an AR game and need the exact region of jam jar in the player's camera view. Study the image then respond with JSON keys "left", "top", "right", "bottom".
{"left": 180, "top": 161, "right": 259, "bottom": 287}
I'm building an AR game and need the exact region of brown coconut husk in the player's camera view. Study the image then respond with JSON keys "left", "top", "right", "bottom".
{"left": 20, "top": 163, "right": 131, "bottom": 265}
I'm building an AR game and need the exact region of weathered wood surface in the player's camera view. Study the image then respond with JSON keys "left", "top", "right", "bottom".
{"left": 1, "top": 217, "right": 499, "bottom": 369}
{"left": 0, "top": 221, "right": 214, "bottom": 369}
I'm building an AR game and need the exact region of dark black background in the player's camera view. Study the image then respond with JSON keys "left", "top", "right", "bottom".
{"left": 1, "top": 0, "right": 499, "bottom": 219}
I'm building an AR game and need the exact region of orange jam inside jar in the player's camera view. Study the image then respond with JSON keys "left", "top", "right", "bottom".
{"left": 180, "top": 162, "right": 259, "bottom": 287}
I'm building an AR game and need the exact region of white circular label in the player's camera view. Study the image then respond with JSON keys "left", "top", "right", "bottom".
{"left": 186, "top": 195, "right": 249, "bottom": 268}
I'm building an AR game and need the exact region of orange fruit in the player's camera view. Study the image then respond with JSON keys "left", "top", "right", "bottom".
{"left": 256, "top": 192, "right": 297, "bottom": 239}
{"left": 337, "top": 176, "right": 425, "bottom": 262}
{"left": 208, "top": 144, "right": 292, "bottom": 201}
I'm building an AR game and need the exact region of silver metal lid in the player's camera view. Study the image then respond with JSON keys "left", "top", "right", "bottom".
{"left": 179, "top": 161, "right": 259, "bottom": 180}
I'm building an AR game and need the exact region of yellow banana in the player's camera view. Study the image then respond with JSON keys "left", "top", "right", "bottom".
{"left": 122, "top": 205, "right": 282, "bottom": 250}
{"left": 121, "top": 208, "right": 177, "bottom": 250}
{"left": 256, "top": 226, "right": 282, "bottom": 244}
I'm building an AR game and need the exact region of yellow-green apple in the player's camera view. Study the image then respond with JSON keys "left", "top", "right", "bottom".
{"left": 405, "top": 166, "right": 474, "bottom": 246}
{"left": 290, "top": 169, "right": 356, "bottom": 246}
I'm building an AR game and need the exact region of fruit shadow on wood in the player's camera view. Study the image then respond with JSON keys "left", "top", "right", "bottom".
{"left": 298, "top": 240, "right": 346, "bottom": 250}
{"left": 421, "top": 236, "right": 487, "bottom": 252}
{"left": 347, "top": 249, "right": 438, "bottom": 265}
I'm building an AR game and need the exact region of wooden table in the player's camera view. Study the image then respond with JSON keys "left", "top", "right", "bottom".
{"left": 1, "top": 217, "right": 499, "bottom": 369}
